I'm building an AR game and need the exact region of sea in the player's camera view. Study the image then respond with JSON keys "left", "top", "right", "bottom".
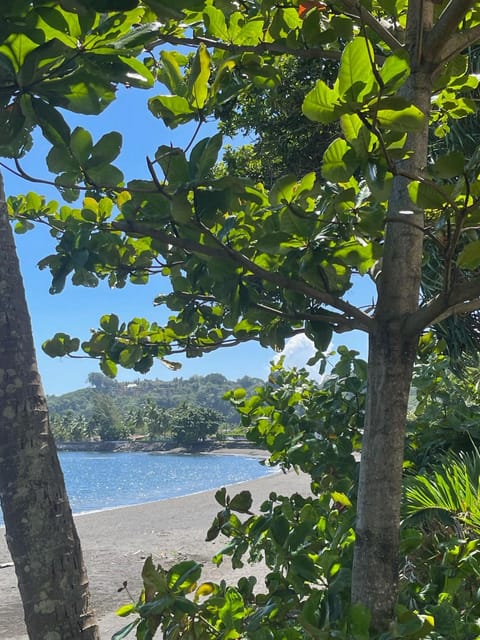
{"left": 0, "top": 451, "right": 274, "bottom": 526}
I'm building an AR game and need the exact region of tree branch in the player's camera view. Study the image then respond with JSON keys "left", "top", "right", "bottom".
{"left": 424, "top": 0, "right": 477, "bottom": 68}
{"left": 405, "top": 273, "right": 480, "bottom": 335}
{"left": 150, "top": 33, "right": 343, "bottom": 61}
{"left": 430, "top": 24, "right": 480, "bottom": 72}
{"left": 338, "top": 0, "right": 404, "bottom": 51}
{"left": 253, "top": 301, "right": 359, "bottom": 332}
{"left": 110, "top": 220, "right": 374, "bottom": 333}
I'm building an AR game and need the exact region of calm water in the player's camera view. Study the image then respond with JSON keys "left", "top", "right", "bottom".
{"left": 0, "top": 452, "right": 273, "bottom": 525}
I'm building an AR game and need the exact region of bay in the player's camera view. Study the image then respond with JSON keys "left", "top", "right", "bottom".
{"left": 0, "top": 451, "right": 273, "bottom": 525}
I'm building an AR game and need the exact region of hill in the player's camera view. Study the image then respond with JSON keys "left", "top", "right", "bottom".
{"left": 47, "top": 372, "right": 264, "bottom": 426}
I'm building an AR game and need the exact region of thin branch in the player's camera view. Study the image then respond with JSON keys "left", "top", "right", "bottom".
{"left": 405, "top": 273, "right": 480, "bottom": 335}
{"left": 338, "top": 0, "right": 404, "bottom": 51}
{"left": 197, "top": 219, "right": 374, "bottom": 330}
{"left": 150, "top": 33, "right": 343, "bottom": 61}
{"left": 430, "top": 24, "right": 480, "bottom": 72}
{"left": 183, "top": 118, "right": 204, "bottom": 154}
{"left": 1, "top": 160, "right": 167, "bottom": 197}
{"left": 395, "top": 168, "right": 460, "bottom": 212}
{"left": 424, "top": 0, "right": 477, "bottom": 68}
{"left": 146, "top": 156, "right": 170, "bottom": 195}
{"left": 110, "top": 219, "right": 373, "bottom": 333}
{"left": 149, "top": 31, "right": 390, "bottom": 64}
{"left": 253, "top": 302, "right": 359, "bottom": 331}
{"left": 444, "top": 177, "right": 470, "bottom": 293}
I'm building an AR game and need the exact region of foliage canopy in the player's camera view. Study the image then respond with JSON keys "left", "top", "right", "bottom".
{"left": 4, "top": 0, "right": 480, "bottom": 635}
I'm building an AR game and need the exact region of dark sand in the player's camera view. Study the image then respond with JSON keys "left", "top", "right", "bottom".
{"left": 0, "top": 449, "right": 311, "bottom": 639}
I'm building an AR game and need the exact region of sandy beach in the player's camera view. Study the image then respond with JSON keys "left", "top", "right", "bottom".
{"left": 0, "top": 450, "right": 311, "bottom": 639}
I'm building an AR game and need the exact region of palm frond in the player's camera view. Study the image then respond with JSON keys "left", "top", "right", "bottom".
{"left": 404, "top": 452, "right": 480, "bottom": 535}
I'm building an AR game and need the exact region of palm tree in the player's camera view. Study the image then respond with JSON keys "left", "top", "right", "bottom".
{"left": 0, "top": 173, "right": 99, "bottom": 638}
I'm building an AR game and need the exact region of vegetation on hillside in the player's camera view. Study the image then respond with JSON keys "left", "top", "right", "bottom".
{"left": 48, "top": 372, "right": 263, "bottom": 442}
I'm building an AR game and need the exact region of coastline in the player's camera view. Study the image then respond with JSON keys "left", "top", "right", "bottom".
{"left": 55, "top": 438, "right": 261, "bottom": 455}
{"left": 0, "top": 464, "right": 311, "bottom": 639}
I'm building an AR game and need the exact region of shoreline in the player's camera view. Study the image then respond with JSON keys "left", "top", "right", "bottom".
{"left": 55, "top": 439, "right": 261, "bottom": 455}
{"left": 0, "top": 446, "right": 272, "bottom": 530}
{"left": 1, "top": 467, "right": 311, "bottom": 639}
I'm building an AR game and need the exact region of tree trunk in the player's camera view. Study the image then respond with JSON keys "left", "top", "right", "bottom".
{"left": 0, "top": 173, "right": 99, "bottom": 639}
{"left": 351, "top": 2, "right": 434, "bottom": 625}
{"left": 351, "top": 327, "right": 418, "bottom": 629}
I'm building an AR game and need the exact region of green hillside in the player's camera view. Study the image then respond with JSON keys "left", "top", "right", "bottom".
{"left": 47, "top": 372, "right": 263, "bottom": 421}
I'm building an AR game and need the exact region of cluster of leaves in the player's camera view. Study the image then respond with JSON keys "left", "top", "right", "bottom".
{"left": 7, "top": 4, "right": 480, "bottom": 379}
{"left": 406, "top": 349, "right": 480, "bottom": 469}
{"left": 6, "top": 1, "right": 480, "bottom": 636}
{"left": 112, "top": 347, "right": 480, "bottom": 639}
{"left": 227, "top": 347, "right": 365, "bottom": 489}
{"left": 215, "top": 56, "right": 339, "bottom": 187}
{"left": 0, "top": 2, "right": 157, "bottom": 159}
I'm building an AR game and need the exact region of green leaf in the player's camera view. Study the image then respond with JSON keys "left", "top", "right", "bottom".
{"left": 30, "top": 97, "right": 71, "bottom": 147}
{"left": 408, "top": 181, "right": 447, "bottom": 209}
{"left": 0, "top": 100, "right": 32, "bottom": 158}
{"left": 302, "top": 80, "right": 342, "bottom": 124}
{"left": 86, "top": 163, "right": 124, "bottom": 187}
{"left": 142, "top": 555, "right": 168, "bottom": 594}
{"left": 349, "top": 603, "right": 371, "bottom": 638}
{"left": 155, "top": 145, "right": 190, "bottom": 186}
{"left": 36, "top": 6, "right": 72, "bottom": 34}
{"left": 376, "top": 98, "right": 425, "bottom": 131}
{"left": 189, "top": 133, "right": 223, "bottom": 180}
{"left": 269, "top": 174, "right": 298, "bottom": 205}
{"left": 305, "top": 321, "right": 333, "bottom": 351}
{"left": 215, "top": 487, "right": 227, "bottom": 507}
{"left": 270, "top": 515, "right": 290, "bottom": 545}
{"left": 88, "top": 131, "right": 122, "bottom": 166}
{"left": 100, "top": 357, "right": 118, "bottom": 377}
{"left": 229, "top": 490, "right": 253, "bottom": 514}
{"left": 140, "top": 0, "right": 186, "bottom": 20}
{"left": 119, "top": 345, "right": 143, "bottom": 368}
{"left": 70, "top": 126, "right": 93, "bottom": 164}
{"left": 204, "top": 5, "right": 230, "bottom": 40}
{"left": 457, "top": 240, "right": 480, "bottom": 270}
{"left": 431, "top": 152, "right": 465, "bottom": 178}
{"left": 111, "top": 620, "right": 139, "bottom": 640}
{"left": 40, "top": 74, "right": 116, "bottom": 114}
{"left": 114, "top": 56, "right": 155, "bottom": 89}
{"left": 168, "top": 560, "right": 202, "bottom": 591}
{"left": 100, "top": 314, "right": 120, "bottom": 334}
{"left": 291, "top": 554, "right": 317, "bottom": 582}
{"left": 46, "top": 145, "right": 79, "bottom": 173}
{"left": 148, "top": 94, "right": 195, "bottom": 128}
{"left": 331, "top": 491, "right": 352, "bottom": 508}
{"left": 380, "top": 51, "right": 410, "bottom": 92}
{"left": 187, "top": 43, "right": 211, "bottom": 109}
{"left": 157, "top": 50, "right": 188, "bottom": 95}
{"left": 321, "top": 138, "right": 358, "bottom": 182}
{"left": 42, "top": 333, "right": 80, "bottom": 357}
{"left": 170, "top": 194, "right": 192, "bottom": 223}
{"left": 116, "top": 603, "right": 136, "bottom": 617}
{"left": 365, "top": 162, "right": 393, "bottom": 202}
{"left": 338, "top": 37, "right": 378, "bottom": 105}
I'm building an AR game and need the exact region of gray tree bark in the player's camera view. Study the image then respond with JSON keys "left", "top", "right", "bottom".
{"left": 351, "top": 1, "right": 434, "bottom": 629}
{"left": 0, "top": 172, "right": 99, "bottom": 639}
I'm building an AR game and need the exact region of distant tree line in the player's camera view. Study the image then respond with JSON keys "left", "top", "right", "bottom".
{"left": 48, "top": 373, "right": 262, "bottom": 444}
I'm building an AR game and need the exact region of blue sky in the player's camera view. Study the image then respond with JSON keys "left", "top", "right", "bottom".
{"left": 3, "top": 87, "right": 369, "bottom": 396}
